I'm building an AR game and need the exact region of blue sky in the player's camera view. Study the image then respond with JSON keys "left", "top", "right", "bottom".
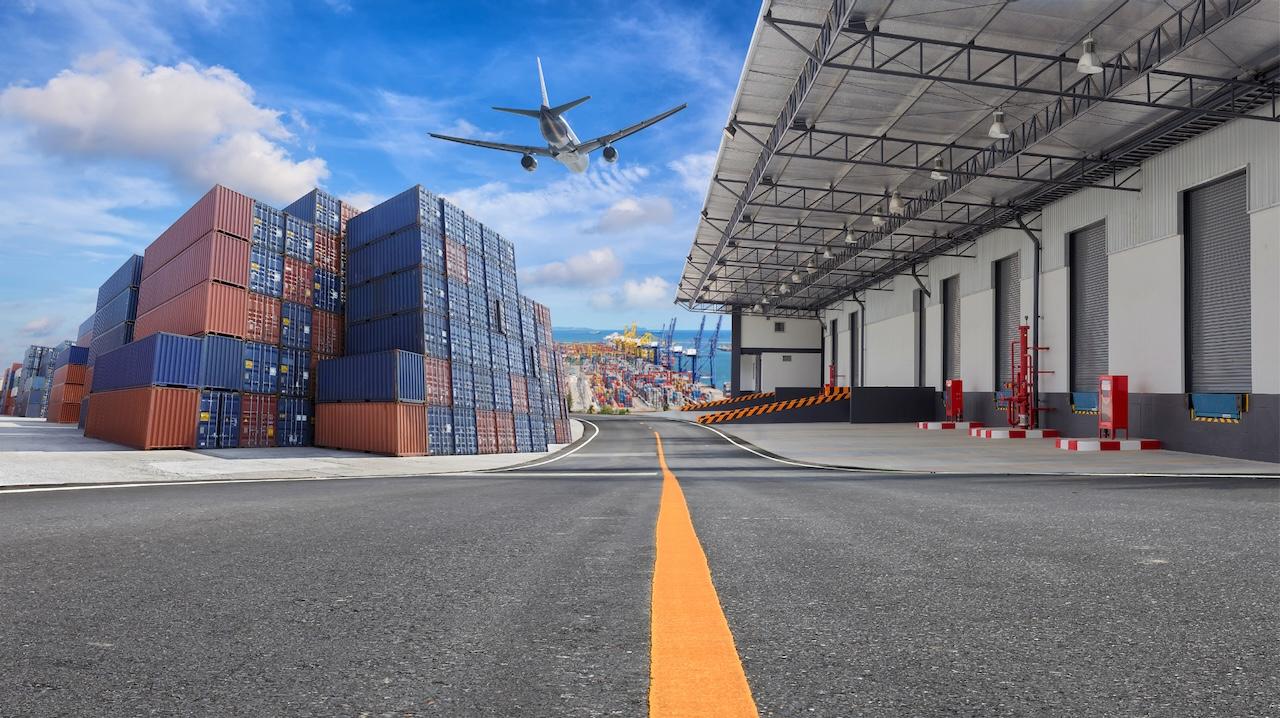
{"left": 0, "top": 0, "right": 755, "bottom": 361}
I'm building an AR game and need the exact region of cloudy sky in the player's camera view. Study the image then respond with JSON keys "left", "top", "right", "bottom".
{"left": 0, "top": 0, "right": 755, "bottom": 360}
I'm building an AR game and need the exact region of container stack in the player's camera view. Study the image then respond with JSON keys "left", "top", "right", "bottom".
{"left": 522, "top": 297, "right": 571, "bottom": 444}
{"left": 46, "top": 345, "right": 90, "bottom": 423}
{"left": 1, "top": 362, "right": 19, "bottom": 415}
{"left": 13, "top": 345, "right": 57, "bottom": 418}
{"left": 90, "top": 255, "right": 143, "bottom": 366}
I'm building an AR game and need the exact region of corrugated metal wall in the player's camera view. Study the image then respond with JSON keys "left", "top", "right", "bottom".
{"left": 1069, "top": 221, "right": 1108, "bottom": 392}
{"left": 1186, "top": 172, "right": 1251, "bottom": 392}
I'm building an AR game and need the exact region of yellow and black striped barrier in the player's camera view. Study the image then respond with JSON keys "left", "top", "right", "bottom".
{"left": 681, "top": 391, "right": 774, "bottom": 411}
{"left": 696, "top": 387, "right": 851, "bottom": 425}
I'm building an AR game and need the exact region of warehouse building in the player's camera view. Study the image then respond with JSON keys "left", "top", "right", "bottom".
{"left": 679, "top": 0, "right": 1279, "bottom": 461}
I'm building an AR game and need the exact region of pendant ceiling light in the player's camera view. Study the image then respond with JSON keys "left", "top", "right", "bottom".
{"left": 988, "top": 110, "right": 1010, "bottom": 139}
{"left": 1077, "top": 37, "right": 1103, "bottom": 75}
{"left": 930, "top": 157, "right": 948, "bottom": 181}
{"left": 889, "top": 191, "right": 905, "bottom": 215}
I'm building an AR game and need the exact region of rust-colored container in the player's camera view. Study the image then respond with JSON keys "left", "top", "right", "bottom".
{"left": 424, "top": 357, "right": 451, "bottom": 406}
{"left": 282, "top": 256, "right": 314, "bottom": 304}
{"left": 137, "top": 231, "right": 250, "bottom": 314}
{"left": 311, "top": 310, "right": 343, "bottom": 355}
{"left": 339, "top": 201, "right": 359, "bottom": 235}
{"left": 59, "top": 383, "right": 87, "bottom": 405}
{"left": 135, "top": 281, "right": 248, "bottom": 340}
{"left": 47, "top": 401, "right": 81, "bottom": 424}
{"left": 554, "top": 419, "right": 571, "bottom": 444}
{"left": 476, "top": 409, "right": 498, "bottom": 454}
{"left": 495, "top": 411, "right": 516, "bottom": 453}
{"left": 52, "top": 363, "right": 87, "bottom": 386}
{"left": 246, "top": 294, "right": 282, "bottom": 344}
{"left": 511, "top": 375, "right": 529, "bottom": 413}
{"left": 315, "top": 403, "right": 428, "bottom": 456}
{"left": 85, "top": 387, "right": 198, "bottom": 449}
{"left": 445, "top": 237, "right": 468, "bottom": 283}
{"left": 314, "top": 228, "right": 340, "bottom": 273}
{"left": 48, "top": 382, "right": 64, "bottom": 408}
{"left": 240, "top": 393, "right": 277, "bottom": 448}
{"left": 84, "top": 365, "right": 95, "bottom": 392}
{"left": 143, "top": 185, "right": 253, "bottom": 279}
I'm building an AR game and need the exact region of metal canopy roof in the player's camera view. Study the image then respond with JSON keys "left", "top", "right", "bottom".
{"left": 678, "top": 0, "right": 1280, "bottom": 318}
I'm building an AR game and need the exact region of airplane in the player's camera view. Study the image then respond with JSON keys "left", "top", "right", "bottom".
{"left": 429, "top": 58, "right": 687, "bottom": 174}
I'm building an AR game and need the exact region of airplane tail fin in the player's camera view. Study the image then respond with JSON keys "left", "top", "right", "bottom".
{"left": 537, "top": 57, "right": 549, "bottom": 107}
{"left": 548, "top": 95, "right": 590, "bottom": 116}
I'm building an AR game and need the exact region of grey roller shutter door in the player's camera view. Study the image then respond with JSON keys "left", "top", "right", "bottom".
{"left": 995, "top": 254, "right": 1021, "bottom": 389}
{"left": 1070, "top": 222, "right": 1109, "bottom": 392}
{"left": 943, "top": 277, "right": 960, "bottom": 380}
{"left": 1187, "top": 172, "right": 1251, "bottom": 392}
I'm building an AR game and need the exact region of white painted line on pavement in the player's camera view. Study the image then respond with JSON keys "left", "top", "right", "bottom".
{"left": 485, "top": 419, "right": 602, "bottom": 471}
{"left": 685, "top": 421, "right": 876, "bottom": 473}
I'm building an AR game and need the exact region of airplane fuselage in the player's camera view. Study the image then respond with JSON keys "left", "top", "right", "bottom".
{"left": 539, "top": 107, "right": 589, "bottom": 173}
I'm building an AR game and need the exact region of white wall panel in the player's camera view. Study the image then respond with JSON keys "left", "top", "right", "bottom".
{"left": 1109, "top": 235, "right": 1183, "bottom": 393}
{"left": 865, "top": 313, "right": 915, "bottom": 386}
{"left": 960, "top": 291, "right": 994, "bottom": 392}
{"left": 1250, "top": 204, "right": 1280, "bottom": 394}
{"left": 740, "top": 315, "right": 820, "bottom": 349}
{"left": 925, "top": 303, "right": 942, "bottom": 389}
{"left": 1039, "top": 268, "right": 1071, "bottom": 393}
{"left": 760, "top": 352, "right": 821, "bottom": 391}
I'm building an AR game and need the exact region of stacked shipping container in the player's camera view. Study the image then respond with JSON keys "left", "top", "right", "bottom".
{"left": 13, "top": 345, "right": 58, "bottom": 418}
{"left": 0, "top": 362, "right": 19, "bottom": 416}
{"left": 63, "top": 181, "right": 566, "bottom": 454}
{"left": 47, "top": 345, "right": 90, "bottom": 423}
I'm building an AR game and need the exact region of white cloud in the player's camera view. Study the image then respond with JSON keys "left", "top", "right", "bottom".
{"left": 521, "top": 248, "right": 622, "bottom": 288}
{"left": 589, "top": 275, "right": 673, "bottom": 310}
{"left": 438, "top": 118, "right": 503, "bottom": 141}
{"left": 668, "top": 151, "right": 716, "bottom": 195}
{"left": 590, "top": 196, "right": 674, "bottom": 234}
{"left": 19, "top": 316, "right": 61, "bottom": 336}
{"left": 0, "top": 53, "right": 328, "bottom": 204}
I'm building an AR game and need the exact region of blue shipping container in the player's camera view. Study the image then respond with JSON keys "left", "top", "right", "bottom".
{"left": 428, "top": 405, "right": 453, "bottom": 455}
{"left": 276, "top": 397, "right": 313, "bottom": 447}
{"left": 94, "top": 287, "right": 138, "bottom": 336}
{"left": 278, "top": 348, "right": 311, "bottom": 396}
{"left": 347, "top": 185, "right": 440, "bottom": 251}
{"left": 198, "top": 390, "right": 241, "bottom": 449}
{"left": 96, "top": 255, "right": 143, "bottom": 310}
{"left": 55, "top": 345, "right": 90, "bottom": 369}
{"left": 283, "top": 214, "right": 315, "bottom": 262}
{"left": 281, "top": 302, "right": 313, "bottom": 349}
{"left": 347, "top": 225, "right": 445, "bottom": 285}
{"left": 285, "top": 189, "right": 341, "bottom": 235}
{"left": 77, "top": 314, "right": 96, "bottom": 340}
{"left": 93, "top": 332, "right": 202, "bottom": 392}
{"left": 242, "top": 341, "right": 279, "bottom": 394}
{"left": 89, "top": 322, "right": 133, "bottom": 364}
{"left": 313, "top": 268, "right": 342, "bottom": 313}
{"left": 315, "top": 350, "right": 426, "bottom": 403}
{"left": 200, "top": 335, "right": 244, "bottom": 391}
{"left": 252, "top": 201, "right": 285, "bottom": 254}
{"left": 249, "top": 244, "right": 284, "bottom": 297}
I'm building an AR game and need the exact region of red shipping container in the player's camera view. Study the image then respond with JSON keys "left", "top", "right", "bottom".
{"left": 135, "top": 281, "right": 248, "bottom": 340}
{"left": 445, "top": 237, "right": 468, "bottom": 283}
{"left": 314, "top": 228, "right": 340, "bottom": 273}
{"left": 84, "top": 365, "right": 94, "bottom": 392}
{"left": 311, "top": 310, "right": 343, "bottom": 355}
{"left": 339, "top": 201, "right": 359, "bottom": 236}
{"left": 511, "top": 375, "right": 529, "bottom": 413}
{"left": 60, "top": 383, "right": 87, "bottom": 405}
{"left": 494, "top": 411, "right": 516, "bottom": 453}
{"left": 143, "top": 185, "right": 253, "bottom": 279}
{"left": 240, "top": 393, "right": 277, "bottom": 448}
{"left": 315, "top": 403, "right": 428, "bottom": 456}
{"left": 282, "top": 256, "right": 314, "bottom": 304}
{"left": 554, "top": 419, "right": 571, "bottom": 444}
{"left": 48, "top": 382, "right": 64, "bottom": 408}
{"left": 52, "top": 364, "right": 87, "bottom": 386}
{"left": 246, "top": 294, "right": 282, "bottom": 344}
{"left": 475, "top": 409, "right": 498, "bottom": 454}
{"left": 85, "top": 387, "right": 198, "bottom": 449}
{"left": 47, "top": 401, "right": 81, "bottom": 424}
{"left": 424, "top": 357, "right": 452, "bottom": 406}
{"left": 137, "top": 231, "right": 250, "bottom": 314}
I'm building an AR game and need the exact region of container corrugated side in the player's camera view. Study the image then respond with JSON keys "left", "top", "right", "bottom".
{"left": 85, "top": 386, "right": 198, "bottom": 449}
{"left": 311, "top": 310, "right": 342, "bottom": 356}
{"left": 52, "top": 364, "right": 88, "bottom": 386}
{"left": 137, "top": 231, "right": 250, "bottom": 314}
{"left": 200, "top": 335, "right": 244, "bottom": 391}
{"left": 88, "top": 322, "right": 133, "bottom": 364}
{"left": 198, "top": 390, "right": 240, "bottom": 449}
{"left": 94, "top": 287, "right": 139, "bottom": 336}
{"left": 313, "top": 268, "right": 341, "bottom": 313}
{"left": 276, "top": 397, "right": 313, "bottom": 446}
{"left": 282, "top": 256, "right": 313, "bottom": 304}
{"left": 143, "top": 185, "right": 253, "bottom": 280}
{"left": 77, "top": 314, "right": 96, "bottom": 340}
{"left": 316, "top": 350, "right": 425, "bottom": 403}
{"left": 278, "top": 348, "right": 310, "bottom": 397}
{"left": 239, "top": 393, "right": 277, "bottom": 447}
{"left": 54, "top": 345, "right": 90, "bottom": 369}
{"left": 134, "top": 281, "right": 248, "bottom": 341}
{"left": 315, "top": 402, "right": 428, "bottom": 456}
{"left": 97, "top": 255, "right": 143, "bottom": 309}
{"left": 246, "top": 294, "right": 281, "bottom": 344}
{"left": 314, "top": 228, "right": 340, "bottom": 272}
{"left": 252, "top": 201, "right": 285, "bottom": 254}
{"left": 249, "top": 245, "right": 284, "bottom": 297}
{"left": 93, "top": 333, "right": 203, "bottom": 391}
{"left": 283, "top": 214, "right": 315, "bottom": 263}
{"left": 347, "top": 186, "right": 437, "bottom": 251}
{"left": 280, "top": 302, "right": 313, "bottom": 349}
{"left": 242, "top": 342, "right": 279, "bottom": 394}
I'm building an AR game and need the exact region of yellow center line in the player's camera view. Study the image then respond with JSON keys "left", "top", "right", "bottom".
{"left": 649, "top": 431, "right": 758, "bottom": 717}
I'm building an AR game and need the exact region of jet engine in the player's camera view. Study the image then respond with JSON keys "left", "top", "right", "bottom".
{"left": 602, "top": 145, "right": 618, "bottom": 163}
{"left": 521, "top": 154, "right": 538, "bottom": 172}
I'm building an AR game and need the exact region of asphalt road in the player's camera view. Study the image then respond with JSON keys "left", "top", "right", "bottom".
{"left": 1, "top": 415, "right": 1275, "bottom": 716}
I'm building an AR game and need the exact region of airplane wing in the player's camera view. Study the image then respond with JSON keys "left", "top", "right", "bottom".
{"left": 575, "top": 103, "right": 688, "bottom": 154}
{"left": 428, "top": 134, "right": 554, "bottom": 156}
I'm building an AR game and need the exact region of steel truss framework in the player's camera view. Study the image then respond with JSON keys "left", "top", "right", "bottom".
{"left": 683, "top": 0, "right": 1275, "bottom": 316}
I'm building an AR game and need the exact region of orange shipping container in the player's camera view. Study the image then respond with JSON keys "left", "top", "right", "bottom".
{"left": 424, "top": 357, "right": 451, "bottom": 406}
{"left": 137, "top": 231, "right": 250, "bottom": 314}
{"left": 314, "top": 228, "right": 340, "bottom": 273}
{"left": 48, "top": 382, "right": 64, "bottom": 408}
{"left": 134, "top": 281, "right": 248, "bottom": 340}
{"left": 143, "top": 185, "right": 253, "bottom": 280}
{"left": 246, "top": 294, "right": 282, "bottom": 344}
{"left": 85, "top": 387, "right": 198, "bottom": 449}
{"left": 311, "top": 309, "right": 343, "bottom": 355}
{"left": 240, "top": 393, "right": 277, "bottom": 447}
{"left": 84, "top": 365, "right": 94, "bottom": 392}
{"left": 511, "top": 375, "right": 529, "bottom": 413}
{"left": 47, "top": 401, "right": 81, "bottom": 424}
{"left": 282, "top": 256, "right": 314, "bottom": 304}
{"left": 56, "top": 383, "right": 87, "bottom": 405}
{"left": 315, "top": 403, "right": 429, "bottom": 457}
{"left": 52, "top": 363, "right": 87, "bottom": 386}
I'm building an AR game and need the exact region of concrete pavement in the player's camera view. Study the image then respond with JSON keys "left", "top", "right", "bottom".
{"left": 1, "top": 414, "right": 1275, "bottom": 715}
